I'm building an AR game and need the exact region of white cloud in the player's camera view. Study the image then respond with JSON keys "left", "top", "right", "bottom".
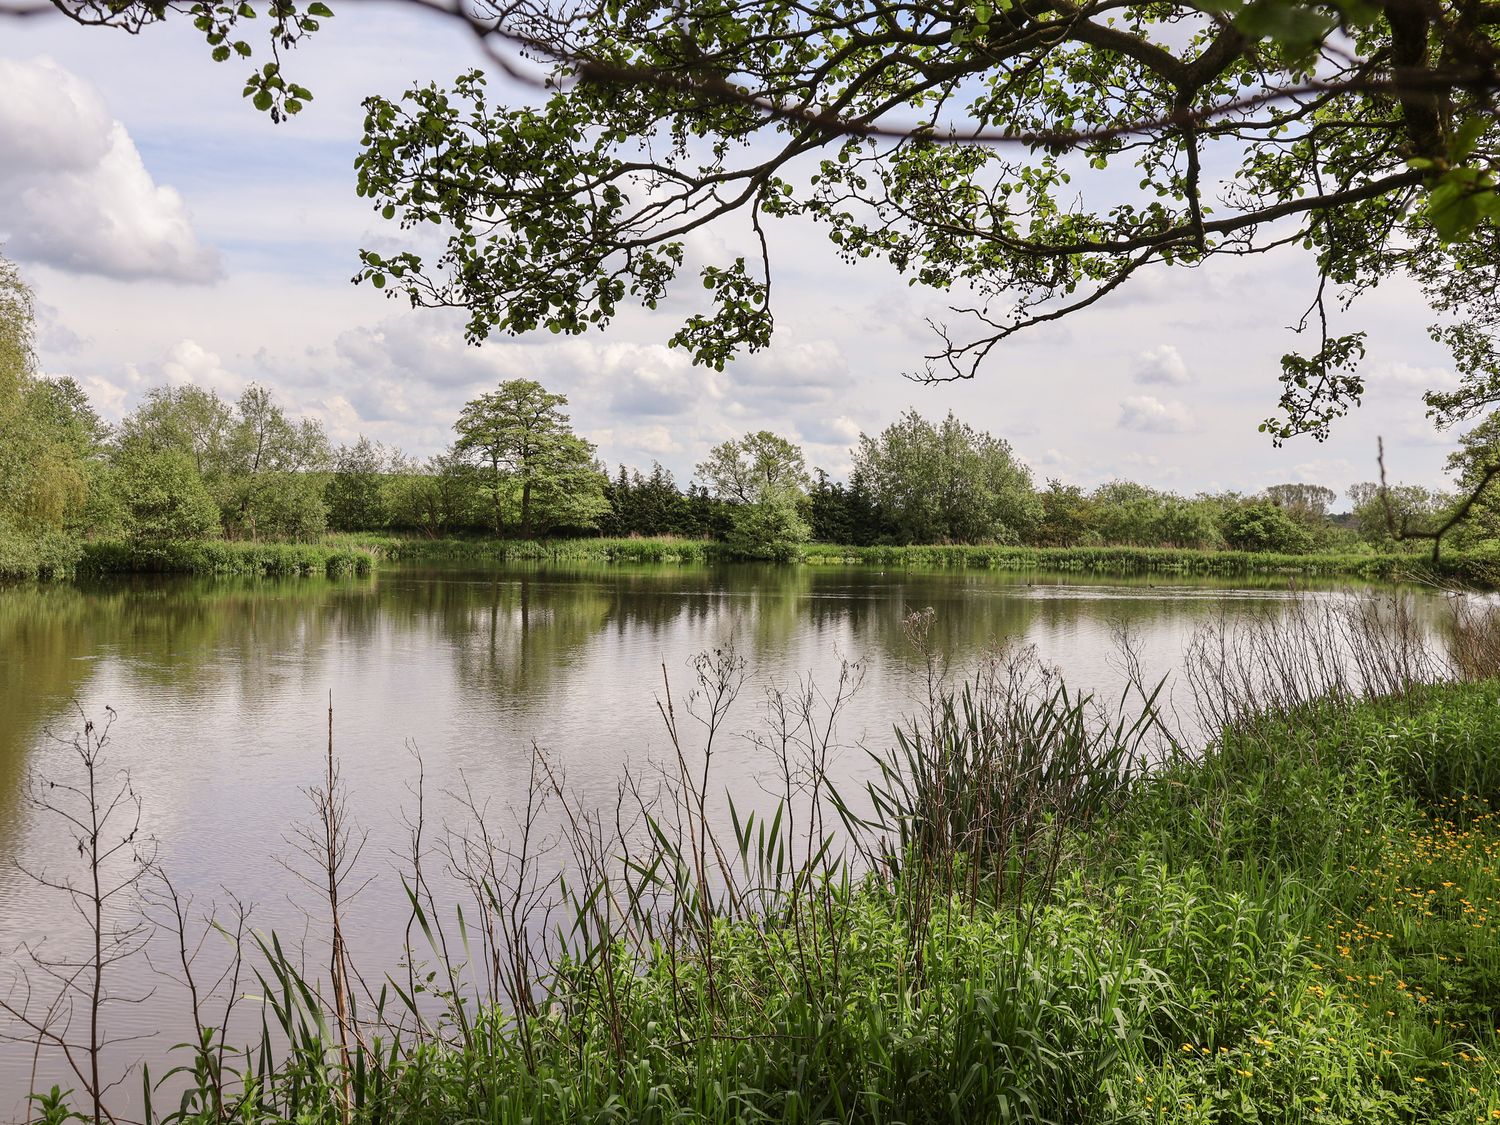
{"left": 1122, "top": 451, "right": 1181, "bottom": 480}
{"left": 78, "top": 339, "right": 245, "bottom": 424}
{"left": 1035, "top": 448, "right": 1076, "bottom": 471}
{"left": 332, "top": 315, "right": 527, "bottom": 391}
{"left": 587, "top": 424, "right": 684, "bottom": 462}
{"left": 153, "top": 339, "right": 243, "bottom": 395}
{"left": 798, "top": 415, "right": 861, "bottom": 447}
{"left": 585, "top": 342, "right": 709, "bottom": 417}
{"left": 0, "top": 56, "right": 221, "bottom": 283}
{"left": 1131, "top": 343, "right": 1192, "bottom": 385}
{"left": 33, "top": 299, "right": 87, "bottom": 354}
{"left": 1364, "top": 360, "right": 1458, "bottom": 390}
{"left": 1287, "top": 458, "right": 1360, "bottom": 489}
{"left": 1118, "top": 395, "right": 1197, "bottom": 434}
{"left": 725, "top": 339, "right": 853, "bottom": 409}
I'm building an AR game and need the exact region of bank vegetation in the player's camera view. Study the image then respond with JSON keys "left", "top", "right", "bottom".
{"left": 5, "top": 251, "right": 1497, "bottom": 583}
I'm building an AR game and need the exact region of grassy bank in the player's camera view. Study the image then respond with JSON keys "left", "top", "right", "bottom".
{"left": 798, "top": 541, "right": 1500, "bottom": 584}
{"left": 77, "top": 539, "right": 374, "bottom": 578}
{"left": 343, "top": 532, "right": 1500, "bottom": 585}
{"left": 0, "top": 530, "right": 376, "bottom": 581}
{"left": 6, "top": 528, "right": 1497, "bottom": 586}
{"left": 342, "top": 532, "right": 725, "bottom": 566}
{"left": 25, "top": 593, "right": 1500, "bottom": 1123}
{"left": 433, "top": 686, "right": 1500, "bottom": 1122}
{"left": 0, "top": 527, "right": 85, "bottom": 582}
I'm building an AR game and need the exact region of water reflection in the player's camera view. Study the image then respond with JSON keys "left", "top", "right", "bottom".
{"left": 0, "top": 565, "right": 1432, "bottom": 823}
{"left": 0, "top": 562, "right": 1459, "bottom": 1117}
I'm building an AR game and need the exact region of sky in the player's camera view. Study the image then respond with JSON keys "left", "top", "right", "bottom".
{"left": 0, "top": 7, "right": 1474, "bottom": 499}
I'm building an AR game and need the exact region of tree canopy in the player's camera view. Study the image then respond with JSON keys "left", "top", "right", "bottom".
{"left": 696, "top": 431, "right": 812, "bottom": 559}
{"left": 118, "top": 383, "right": 333, "bottom": 539}
{"left": 341, "top": 0, "right": 1499, "bottom": 447}
{"left": 11, "top": 0, "right": 1499, "bottom": 450}
{"left": 452, "top": 378, "right": 608, "bottom": 537}
{"left": 853, "top": 410, "right": 1039, "bottom": 544}
{"left": 0, "top": 255, "right": 96, "bottom": 535}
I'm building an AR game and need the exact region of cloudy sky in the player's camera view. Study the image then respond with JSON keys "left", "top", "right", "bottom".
{"left": 0, "top": 8, "right": 1472, "bottom": 498}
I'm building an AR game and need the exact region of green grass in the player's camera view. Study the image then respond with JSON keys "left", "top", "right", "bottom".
{"left": 797, "top": 542, "right": 1500, "bottom": 584}
{"left": 77, "top": 538, "right": 375, "bottom": 578}
{"left": 335, "top": 532, "right": 1500, "bottom": 585}
{"left": 335, "top": 532, "right": 725, "bottom": 565}
{"left": 8, "top": 529, "right": 1500, "bottom": 587}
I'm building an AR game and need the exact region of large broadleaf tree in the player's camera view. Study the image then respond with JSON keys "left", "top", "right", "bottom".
{"left": 12, "top": 0, "right": 1500, "bottom": 445}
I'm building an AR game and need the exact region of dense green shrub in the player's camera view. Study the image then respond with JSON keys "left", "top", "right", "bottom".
{"left": 78, "top": 539, "right": 372, "bottom": 578}
{"left": 118, "top": 447, "right": 221, "bottom": 544}
{"left": 0, "top": 523, "right": 85, "bottom": 581}
{"left": 1219, "top": 500, "right": 1315, "bottom": 553}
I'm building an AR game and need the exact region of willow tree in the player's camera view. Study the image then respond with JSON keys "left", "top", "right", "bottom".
{"left": 0, "top": 256, "right": 31, "bottom": 408}
{"left": 0, "top": 255, "right": 91, "bottom": 533}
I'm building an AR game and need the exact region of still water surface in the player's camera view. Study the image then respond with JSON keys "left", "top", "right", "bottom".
{"left": 0, "top": 562, "right": 1458, "bottom": 1114}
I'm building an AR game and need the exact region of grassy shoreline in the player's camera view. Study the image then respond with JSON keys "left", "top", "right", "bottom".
{"left": 3, "top": 530, "right": 1497, "bottom": 586}
{"left": 349, "top": 533, "right": 1500, "bottom": 585}
{"left": 74, "top": 539, "right": 374, "bottom": 579}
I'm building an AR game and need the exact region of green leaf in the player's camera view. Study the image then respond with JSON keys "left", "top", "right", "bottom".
{"left": 1451, "top": 116, "right": 1488, "bottom": 162}
{"left": 1232, "top": 0, "right": 1334, "bottom": 53}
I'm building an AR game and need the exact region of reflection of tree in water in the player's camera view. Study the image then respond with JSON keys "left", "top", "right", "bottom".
{"left": 421, "top": 566, "right": 1321, "bottom": 706}
{"left": 0, "top": 577, "right": 384, "bottom": 857}
{"left": 427, "top": 570, "right": 617, "bottom": 701}
{"left": 0, "top": 585, "right": 102, "bottom": 858}
{"left": 597, "top": 566, "right": 739, "bottom": 637}
{"left": 96, "top": 577, "right": 380, "bottom": 701}
{"left": 798, "top": 570, "right": 1040, "bottom": 670}
{"left": 796, "top": 572, "right": 1417, "bottom": 681}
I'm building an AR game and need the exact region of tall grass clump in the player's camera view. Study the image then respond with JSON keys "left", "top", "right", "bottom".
{"left": 341, "top": 534, "right": 725, "bottom": 566}
{"left": 0, "top": 524, "right": 84, "bottom": 582}
{"left": 864, "top": 611, "right": 1158, "bottom": 920}
{"left": 77, "top": 539, "right": 374, "bottom": 578}
{"left": 12, "top": 588, "right": 1500, "bottom": 1123}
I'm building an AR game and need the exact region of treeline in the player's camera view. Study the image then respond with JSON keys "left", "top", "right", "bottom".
{"left": 0, "top": 366, "right": 1481, "bottom": 569}
{"left": 313, "top": 391, "right": 1479, "bottom": 562}
{"left": 5, "top": 241, "right": 1496, "bottom": 574}
{"left": 602, "top": 435, "right": 1465, "bottom": 557}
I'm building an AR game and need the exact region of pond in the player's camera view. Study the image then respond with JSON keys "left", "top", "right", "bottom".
{"left": 0, "top": 562, "right": 1462, "bottom": 1116}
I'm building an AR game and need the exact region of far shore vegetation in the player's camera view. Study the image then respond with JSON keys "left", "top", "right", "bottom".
{"left": 5, "top": 253, "right": 1499, "bottom": 586}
